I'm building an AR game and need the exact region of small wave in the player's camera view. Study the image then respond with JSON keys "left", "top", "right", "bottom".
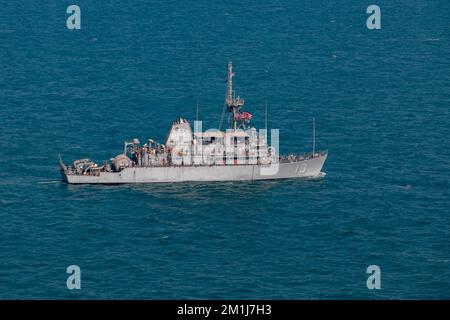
{"left": 37, "top": 180, "right": 61, "bottom": 184}
{"left": 427, "top": 258, "right": 450, "bottom": 263}
{"left": 396, "top": 184, "right": 412, "bottom": 190}
{"left": 0, "top": 197, "right": 31, "bottom": 205}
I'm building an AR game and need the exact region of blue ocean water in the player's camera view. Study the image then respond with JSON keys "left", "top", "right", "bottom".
{"left": 0, "top": 0, "right": 449, "bottom": 299}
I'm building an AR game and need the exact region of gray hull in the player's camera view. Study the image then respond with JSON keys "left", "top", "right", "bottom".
{"left": 61, "top": 154, "right": 327, "bottom": 184}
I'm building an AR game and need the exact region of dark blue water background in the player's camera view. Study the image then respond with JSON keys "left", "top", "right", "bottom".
{"left": 0, "top": 1, "right": 449, "bottom": 298}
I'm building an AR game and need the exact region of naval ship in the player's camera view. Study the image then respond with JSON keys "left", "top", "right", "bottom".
{"left": 60, "top": 62, "right": 327, "bottom": 184}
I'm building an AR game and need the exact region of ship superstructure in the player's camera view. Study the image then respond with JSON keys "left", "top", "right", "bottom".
{"left": 60, "top": 62, "right": 327, "bottom": 184}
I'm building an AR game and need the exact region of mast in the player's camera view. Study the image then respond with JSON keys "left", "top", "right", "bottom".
{"left": 226, "top": 62, "right": 234, "bottom": 107}
{"left": 225, "top": 61, "right": 245, "bottom": 130}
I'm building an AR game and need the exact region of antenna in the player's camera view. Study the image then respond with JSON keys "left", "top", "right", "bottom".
{"left": 312, "top": 117, "right": 316, "bottom": 156}
{"left": 219, "top": 93, "right": 227, "bottom": 130}
{"left": 196, "top": 97, "right": 199, "bottom": 122}
{"left": 264, "top": 100, "right": 268, "bottom": 130}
